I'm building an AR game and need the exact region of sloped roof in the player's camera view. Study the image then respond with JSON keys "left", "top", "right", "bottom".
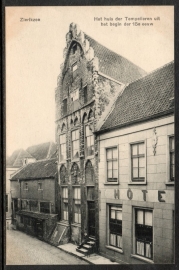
{"left": 85, "top": 34, "right": 147, "bottom": 84}
{"left": 26, "top": 142, "right": 56, "bottom": 161}
{"left": 100, "top": 61, "right": 174, "bottom": 132}
{"left": 6, "top": 149, "right": 33, "bottom": 168}
{"left": 11, "top": 158, "right": 57, "bottom": 180}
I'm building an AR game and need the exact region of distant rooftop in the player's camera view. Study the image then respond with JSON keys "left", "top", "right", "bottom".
{"left": 7, "top": 142, "right": 57, "bottom": 168}
{"left": 11, "top": 158, "right": 57, "bottom": 180}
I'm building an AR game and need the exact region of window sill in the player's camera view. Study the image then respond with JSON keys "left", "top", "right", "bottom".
{"left": 128, "top": 182, "right": 146, "bottom": 185}
{"left": 85, "top": 155, "right": 94, "bottom": 159}
{"left": 166, "top": 182, "right": 174, "bottom": 186}
{"left": 59, "top": 161, "right": 66, "bottom": 164}
{"left": 130, "top": 254, "right": 154, "bottom": 264}
{"left": 104, "top": 182, "right": 119, "bottom": 186}
{"left": 58, "top": 220, "right": 70, "bottom": 226}
{"left": 71, "top": 223, "right": 81, "bottom": 228}
{"left": 71, "top": 158, "right": 79, "bottom": 163}
{"left": 105, "top": 245, "right": 123, "bottom": 254}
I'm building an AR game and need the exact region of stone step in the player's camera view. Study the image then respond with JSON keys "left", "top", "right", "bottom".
{"left": 83, "top": 244, "right": 92, "bottom": 249}
{"left": 87, "top": 240, "right": 95, "bottom": 245}
{"left": 89, "top": 236, "right": 96, "bottom": 241}
{"left": 76, "top": 248, "right": 89, "bottom": 255}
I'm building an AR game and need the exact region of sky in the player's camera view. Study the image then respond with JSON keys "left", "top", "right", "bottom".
{"left": 5, "top": 6, "right": 174, "bottom": 156}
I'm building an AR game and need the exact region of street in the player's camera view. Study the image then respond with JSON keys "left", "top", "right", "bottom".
{"left": 6, "top": 229, "right": 89, "bottom": 265}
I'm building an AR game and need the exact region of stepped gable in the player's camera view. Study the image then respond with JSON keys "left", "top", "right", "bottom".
{"left": 100, "top": 61, "right": 174, "bottom": 132}
{"left": 84, "top": 33, "right": 147, "bottom": 83}
{"left": 26, "top": 142, "right": 56, "bottom": 160}
{"left": 6, "top": 149, "right": 33, "bottom": 168}
{"left": 11, "top": 158, "right": 57, "bottom": 180}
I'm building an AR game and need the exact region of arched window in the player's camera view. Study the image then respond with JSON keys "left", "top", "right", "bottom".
{"left": 82, "top": 112, "right": 88, "bottom": 123}
{"left": 60, "top": 165, "right": 67, "bottom": 184}
{"left": 85, "top": 160, "right": 94, "bottom": 185}
{"left": 61, "top": 123, "right": 66, "bottom": 132}
{"left": 71, "top": 163, "right": 80, "bottom": 184}
{"left": 88, "top": 109, "right": 94, "bottom": 119}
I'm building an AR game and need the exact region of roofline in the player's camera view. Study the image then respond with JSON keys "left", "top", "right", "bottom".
{"left": 11, "top": 176, "right": 56, "bottom": 181}
{"left": 98, "top": 72, "right": 124, "bottom": 86}
{"left": 124, "top": 60, "right": 174, "bottom": 87}
{"left": 95, "top": 109, "right": 174, "bottom": 135}
{"left": 84, "top": 33, "right": 147, "bottom": 74}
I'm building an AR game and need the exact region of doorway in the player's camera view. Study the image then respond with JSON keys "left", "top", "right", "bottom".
{"left": 88, "top": 201, "right": 95, "bottom": 237}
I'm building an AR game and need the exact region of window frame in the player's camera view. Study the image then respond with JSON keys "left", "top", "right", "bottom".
{"left": 134, "top": 207, "right": 153, "bottom": 261}
{"left": 73, "top": 187, "right": 81, "bottom": 224}
{"left": 59, "top": 133, "right": 67, "bottom": 163}
{"left": 169, "top": 136, "right": 174, "bottom": 182}
{"left": 61, "top": 186, "right": 69, "bottom": 221}
{"left": 71, "top": 129, "right": 80, "bottom": 160}
{"left": 83, "top": 85, "right": 88, "bottom": 104}
{"left": 85, "top": 124, "right": 94, "bottom": 157}
{"left": 72, "top": 62, "right": 77, "bottom": 74}
{"left": 72, "top": 43, "right": 77, "bottom": 55}
{"left": 108, "top": 205, "right": 123, "bottom": 250}
{"left": 63, "top": 98, "right": 67, "bottom": 115}
{"left": 24, "top": 182, "right": 28, "bottom": 190}
{"left": 105, "top": 146, "right": 118, "bottom": 183}
{"left": 129, "top": 141, "right": 146, "bottom": 184}
{"left": 38, "top": 183, "right": 43, "bottom": 190}
{"left": 39, "top": 202, "right": 50, "bottom": 214}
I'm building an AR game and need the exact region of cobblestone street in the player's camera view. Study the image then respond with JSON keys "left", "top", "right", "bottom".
{"left": 6, "top": 229, "right": 89, "bottom": 265}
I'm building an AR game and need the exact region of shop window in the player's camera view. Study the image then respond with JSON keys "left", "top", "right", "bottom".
{"left": 40, "top": 202, "right": 50, "bottom": 214}
{"left": 135, "top": 209, "right": 153, "bottom": 259}
{"left": 62, "top": 187, "right": 68, "bottom": 221}
{"left": 72, "top": 130, "right": 79, "bottom": 159}
{"left": 169, "top": 136, "right": 174, "bottom": 181}
{"left": 73, "top": 187, "right": 81, "bottom": 224}
{"left": 106, "top": 148, "right": 118, "bottom": 182}
{"left": 63, "top": 99, "right": 67, "bottom": 115}
{"left": 85, "top": 125, "right": 94, "bottom": 156}
{"left": 6, "top": 195, "right": 8, "bottom": 212}
{"left": 131, "top": 142, "right": 145, "bottom": 182}
{"left": 109, "top": 205, "right": 122, "bottom": 249}
{"left": 59, "top": 134, "right": 66, "bottom": 161}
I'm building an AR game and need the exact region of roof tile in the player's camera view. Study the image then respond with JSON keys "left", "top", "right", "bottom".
{"left": 100, "top": 61, "right": 174, "bottom": 131}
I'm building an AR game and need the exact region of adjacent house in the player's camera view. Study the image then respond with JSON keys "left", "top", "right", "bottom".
{"left": 6, "top": 149, "right": 36, "bottom": 226}
{"left": 7, "top": 141, "right": 56, "bottom": 226}
{"left": 95, "top": 62, "right": 174, "bottom": 264}
{"left": 10, "top": 158, "right": 58, "bottom": 241}
{"left": 55, "top": 22, "right": 146, "bottom": 252}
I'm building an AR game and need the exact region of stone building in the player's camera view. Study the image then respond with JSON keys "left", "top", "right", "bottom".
{"left": 95, "top": 62, "right": 174, "bottom": 264}
{"left": 55, "top": 22, "right": 146, "bottom": 251}
{"left": 8, "top": 141, "right": 56, "bottom": 225}
{"left": 6, "top": 149, "right": 36, "bottom": 226}
{"left": 10, "top": 158, "right": 58, "bottom": 241}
